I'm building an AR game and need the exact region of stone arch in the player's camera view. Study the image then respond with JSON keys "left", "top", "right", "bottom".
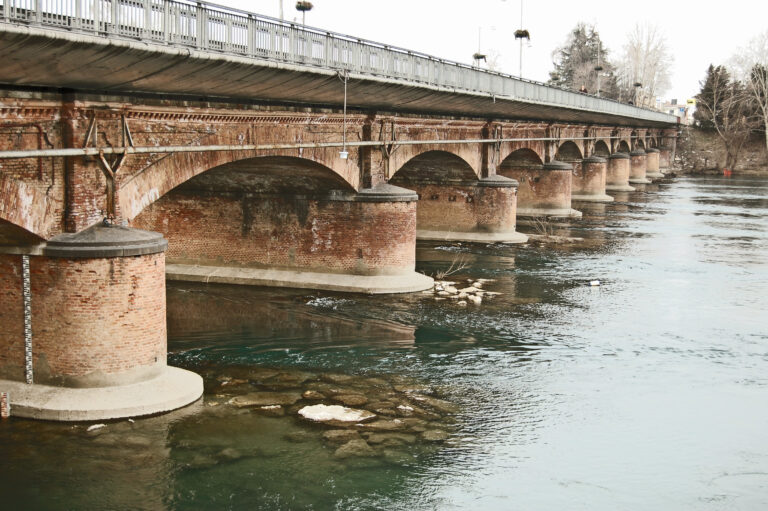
{"left": 389, "top": 150, "right": 477, "bottom": 184}
{"left": 498, "top": 147, "right": 544, "bottom": 170}
{"left": 118, "top": 145, "right": 356, "bottom": 222}
{"left": 593, "top": 140, "right": 611, "bottom": 157}
{"left": 165, "top": 156, "right": 356, "bottom": 197}
{"left": 0, "top": 217, "right": 45, "bottom": 246}
{"left": 617, "top": 140, "right": 631, "bottom": 153}
{"left": 499, "top": 142, "right": 546, "bottom": 166}
{"left": 555, "top": 141, "right": 583, "bottom": 161}
{"left": 636, "top": 139, "right": 646, "bottom": 149}
{"left": 0, "top": 177, "right": 56, "bottom": 242}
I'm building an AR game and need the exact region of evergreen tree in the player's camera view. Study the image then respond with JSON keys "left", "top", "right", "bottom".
{"left": 694, "top": 65, "right": 731, "bottom": 130}
{"left": 548, "top": 23, "right": 619, "bottom": 99}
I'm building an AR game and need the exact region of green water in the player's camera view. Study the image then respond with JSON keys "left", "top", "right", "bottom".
{"left": 1, "top": 175, "right": 767, "bottom": 510}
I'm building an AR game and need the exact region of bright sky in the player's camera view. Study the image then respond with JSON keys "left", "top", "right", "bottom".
{"left": 223, "top": 0, "right": 767, "bottom": 102}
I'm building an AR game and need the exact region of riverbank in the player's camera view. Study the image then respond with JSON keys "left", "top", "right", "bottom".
{"left": 676, "top": 127, "right": 768, "bottom": 174}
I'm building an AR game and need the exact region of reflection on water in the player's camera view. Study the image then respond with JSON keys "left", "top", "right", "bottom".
{"left": 1, "top": 176, "right": 768, "bottom": 510}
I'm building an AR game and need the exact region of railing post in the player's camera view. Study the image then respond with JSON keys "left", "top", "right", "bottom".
{"left": 35, "top": 0, "right": 42, "bottom": 24}
{"left": 246, "top": 15, "right": 254, "bottom": 55}
{"left": 143, "top": 0, "right": 150, "bottom": 39}
{"left": 163, "top": 0, "right": 170, "bottom": 43}
{"left": 196, "top": 2, "right": 204, "bottom": 49}
{"left": 111, "top": 0, "right": 118, "bottom": 34}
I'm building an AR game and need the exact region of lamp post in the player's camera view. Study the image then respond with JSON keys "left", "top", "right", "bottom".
{"left": 513, "top": 0, "right": 530, "bottom": 77}
{"left": 633, "top": 81, "right": 643, "bottom": 106}
{"left": 594, "top": 39, "right": 603, "bottom": 97}
{"left": 295, "top": 1, "right": 313, "bottom": 25}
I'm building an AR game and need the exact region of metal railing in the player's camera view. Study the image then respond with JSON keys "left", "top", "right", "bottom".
{"left": 0, "top": 0, "right": 676, "bottom": 124}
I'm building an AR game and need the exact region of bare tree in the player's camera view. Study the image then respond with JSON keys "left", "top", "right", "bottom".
{"left": 732, "top": 31, "right": 768, "bottom": 154}
{"left": 617, "top": 23, "right": 673, "bottom": 106}
{"left": 695, "top": 66, "right": 757, "bottom": 169}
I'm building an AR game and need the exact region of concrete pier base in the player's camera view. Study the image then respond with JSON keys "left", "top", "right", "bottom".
{"left": 167, "top": 263, "right": 434, "bottom": 294}
{"left": 571, "top": 193, "right": 614, "bottom": 203}
{"left": 0, "top": 367, "right": 202, "bottom": 421}
{"left": 417, "top": 229, "right": 528, "bottom": 243}
{"left": 517, "top": 207, "right": 583, "bottom": 219}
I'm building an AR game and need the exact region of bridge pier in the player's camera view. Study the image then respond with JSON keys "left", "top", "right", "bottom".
{"left": 645, "top": 148, "right": 664, "bottom": 179}
{"left": 659, "top": 148, "right": 672, "bottom": 171}
{"left": 0, "top": 224, "right": 203, "bottom": 420}
{"left": 571, "top": 156, "right": 613, "bottom": 203}
{"left": 390, "top": 176, "right": 528, "bottom": 244}
{"left": 132, "top": 183, "right": 433, "bottom": 294}
{"left": 629, "top": 150, "right": 652, "bottom": 185}
{"left": 605, "top": 153, "right": 635, "bottom": 192}
{"left": 504, "top": 161, "right": 582, "bottom": 219}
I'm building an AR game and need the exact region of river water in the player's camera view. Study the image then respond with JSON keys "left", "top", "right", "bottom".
{"left": 1, "top": 175, "right": 767, "bottom": 510}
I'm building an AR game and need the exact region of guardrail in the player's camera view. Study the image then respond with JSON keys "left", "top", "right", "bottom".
{"left": 0, "top": 0, "right": 677, "bottom": 124}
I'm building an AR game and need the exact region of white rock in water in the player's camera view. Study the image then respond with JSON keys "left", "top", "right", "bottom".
{"left": 476, "top": 278, "right": 495, "bottom": 283}
{"left": 457, "top": 300, "right": 468, "bottom": 307}
{"left": 472, "top": 281, "right": 484, "bottom": 288}
{"left": 397, "top": 405, "right": 414, "bottom": 412}
{"left": 444, "top": 286, "right": 458, "bottom": 294}
{"left": 458, "top": 292, "right": 468, "bottom": 299}
{"left": 86, "top": 424, "right": 106, "bottom": 432}
{"left": 298, "top": 404, "right": 375, "bottom": 423}
{"left": 437, "top": 291, "right": 451, "bottom": 296}
{"left": 589, "top": 280, "right": 601, "bottom": 286}
{"left": 468, "top": 295, "right": 482, "bottom": 305}
{"left": 460, "top": 286, "right": 479, "bottom": 294}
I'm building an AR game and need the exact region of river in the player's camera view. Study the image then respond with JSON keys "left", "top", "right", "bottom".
{"left": 1, "top": 175, "right": 767, "bottom": 510}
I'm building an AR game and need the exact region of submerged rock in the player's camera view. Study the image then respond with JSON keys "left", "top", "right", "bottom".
{"left": 421, "top": 429, "right": 449, "bottom": 442}
{"left": 302, "top": 390, "right": 325, "bottom": 400}
{"left": 323, "top": 429, "right": 362, "bottom": 445}
{"left": 334, "top": 439, "right": 377, "bottom": 459}
{"left": 298, "top": 404, "right": 376, "bottom": 424}
{"left": 333, "top": 394, "right": 368, "bottom": 406}
{"left": 356, "top": 419, "right": 406, "bottom": 431}
{"left": 365, "top": 433, "right": 417, "bottom": 446}
{"left": 228, "top": 391, "right": 302, "bottom": 408}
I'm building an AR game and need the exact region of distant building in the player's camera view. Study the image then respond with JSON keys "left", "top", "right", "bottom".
{"left": 657, "top": 98, "right": 695, "bottom": 124}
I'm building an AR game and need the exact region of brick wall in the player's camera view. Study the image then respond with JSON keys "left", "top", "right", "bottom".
{"left": 607, "top": 158, "right": 631, "bottom": 187}
{"left": 630, "top": 153, "right": 648, "bottom": 180}
{"left": 132, "top": 191, "right": 417, "bottom": 275}
{"left": 0, "top": 255, "right": 25, "bottom": 381}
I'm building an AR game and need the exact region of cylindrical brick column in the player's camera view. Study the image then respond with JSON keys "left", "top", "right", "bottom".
{"left": 659, "top": 148, "right": 672, "bottom": 171}
{"left": 572, "top": 156, "right": 613, "bottom": 202}
{"left": 0, "top": 224, "right": 203, "bottom": 420}
{"left": 629, "top": 149, "right": 651, "bottom": 184}
{"left": 606, "top": 152, "right": 635, "bottom": 192}
{"left": 398, "top": 175, "right": 526, "bottom": 243}
{"left": 504, "top": 161, "right": 581, "bottom": 218}
{"left": 645, "top": 148, "right": 663, "bottom": 178}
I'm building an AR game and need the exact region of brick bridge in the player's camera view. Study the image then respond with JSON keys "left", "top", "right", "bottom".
{"left": 0, "top": 0, "right": 678, "bottom": 420}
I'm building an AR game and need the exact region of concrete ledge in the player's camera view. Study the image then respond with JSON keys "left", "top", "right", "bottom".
{"left": 629, "top": 178, "right": 653, "bottom": 184}
{"left": 571, "top": 193, "right": 614, "bottom": 203}
{"left": 417, "top": 229, "right": 528, "bottom": 244}
{"left": 0, "top": 366, "right": 203, "bottom": 421}
{"left": 166, "top": 263, "right": 434, "bottom": 294}
{"left": 606, "top": 184, "right": 636, "bottom": 192}
{"left": 645, "top": 172, "right": 665, "bottom": 179}
{"left": 517, "top": 207, "right": 582, "bottom": 219}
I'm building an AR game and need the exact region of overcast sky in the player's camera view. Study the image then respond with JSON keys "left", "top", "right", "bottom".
{"left": 222, "top": 1, "right": 767, "bottom": 102}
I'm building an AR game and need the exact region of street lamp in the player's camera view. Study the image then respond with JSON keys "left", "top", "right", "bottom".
{"left": 594, "top": 39, "right": 603, "bottom": 97}
{"left": 295, "top": 1, "right": 312, "bottom": 25}
{"left": 513, "top": 0, "right": 530, "bottom": 77}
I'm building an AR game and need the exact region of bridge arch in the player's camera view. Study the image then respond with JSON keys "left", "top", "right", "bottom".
{"left": 118, "top": 144, "right": 357, "bottom": 222}
{"left": 593, "top": 140, "right": 611, "bottom": 157}
{"left": 617, "top": 139, "right": 631, "bottom": 153}
{"left": 555, "top": 141, "right": 583, "bottom": 161}
{"left": 389, "top": 150, "right": 477, "bottom": 184}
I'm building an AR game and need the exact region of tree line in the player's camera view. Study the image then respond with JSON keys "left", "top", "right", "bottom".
{"left": 547, "top": 22, "right": 672, "bottom": 107}
{"left": 693, "top": 32, "right": 768, "bottom": 169}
